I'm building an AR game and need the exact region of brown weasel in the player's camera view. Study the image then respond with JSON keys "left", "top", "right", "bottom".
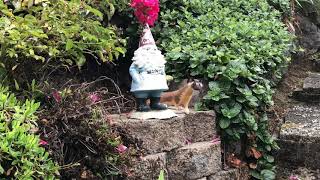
{"left": 160, "top": 79, "right": 203, "bottom": 114}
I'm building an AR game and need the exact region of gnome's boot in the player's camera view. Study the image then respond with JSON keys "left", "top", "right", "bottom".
{"left": 150, "top": 97, "right": 167, "bottom": 110}
{"left": 136, "top": 98, "right": 151, "bottom": 112}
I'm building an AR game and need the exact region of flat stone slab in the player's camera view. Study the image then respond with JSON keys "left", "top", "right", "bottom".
{"left": 303, "top": 73, "right": 320, "bottom": 93}
{"left": 112, "top": 110, "right": 216, "bottom": 154}
{"left": 127, "top": 153, "right": 167, "bottom": 180}
{"left": 129, "top": 109, "right": 177, "bottom": 120}
{"left": 278, "top": 104, "right": 320, "bottom": 169}
{"left": 208, "top": 169, "right": 240, "bottom": 180}
{"left": 281, "top": 104, "right": 320, "bottom": 140}
{"left": 276, "top": 138, "right": 320, "bottom": 170}
{"left": 276, "top": 166, "right": 320, "bottom": 180}
{"left": 167, "top": 142, "right": 221, "bottom": 180}
{"left": 292, "top": 89, "right": 320, "bottom": 102}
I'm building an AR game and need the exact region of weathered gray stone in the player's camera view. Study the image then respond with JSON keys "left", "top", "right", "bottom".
{"left": 112, "top": 110, "right": 216, "bottom": 154}
{"left": 303, "top": 73, "right": 320, "bottom": 93}
{"left": 292, "top": 89, "right": 320, "bottom": 103}
{"left": 276, "top": 166, "right": 320, "bottom": 180}
{"left": 297, "top": 15, "right": 320, "bottom": 50}
{"left": 278, "top": 104, "right": 320, "bottom": 170}
{"left": 208, "top": 169, "right": 240, "bottom": 180}
{"left": 196, "top": 178, "right": 207, "bottom": 180}
{"left": 282, "top": 104, "right": 320, "bottom": 139}
{"left": 276, "top": 138, "right": 320, "bottom": 170}
{"left": 183, "top": 111, "right": 216, "bottom": 143}
{"left": 128, "top": 153, "right": 167, "bottom": 180}
{"left": 167, "top": 142, "right": 221, "bottom": 180}
{"left": 112, "top": 115, "right": 186, "bottom": 154}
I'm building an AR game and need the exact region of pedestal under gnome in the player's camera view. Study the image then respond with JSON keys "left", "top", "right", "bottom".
{"left": 129, "top": 0, "right": 169, "bottom": 112}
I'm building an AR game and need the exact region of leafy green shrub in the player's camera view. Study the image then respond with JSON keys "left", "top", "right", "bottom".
{"left": 268, "top": 0, "right": 291, "bottom": 15}
{"left": 0, "top": 0, "right": 126, "bottom": 70}
{"left": 0, "top": 86, "right": 59, "bottom": 179}
{"left": 155, "top": 0, "right": 293, "bottom": 179}
{"left": 86, "top": 0, "right": 130, "bottom": 20}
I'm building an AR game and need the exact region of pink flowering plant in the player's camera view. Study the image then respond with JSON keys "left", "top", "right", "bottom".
{"left": 130, "top": 0, "right": 160, "bottom": 26}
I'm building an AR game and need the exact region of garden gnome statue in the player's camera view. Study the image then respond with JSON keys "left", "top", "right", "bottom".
{"left": 129, "top": 0, "right": 169, "bottom": 112}
{"left": 129, "top": 25, "right": 168, "bottom": 112}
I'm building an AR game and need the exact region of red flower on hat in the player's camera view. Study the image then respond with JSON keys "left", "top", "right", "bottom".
{"left": 130, "top": 0, "right": 160, "bottom": 26}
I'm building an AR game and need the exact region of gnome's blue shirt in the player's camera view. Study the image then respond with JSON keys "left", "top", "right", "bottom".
{"left": 129, "top": 45, "right": 168, "bottom": 94}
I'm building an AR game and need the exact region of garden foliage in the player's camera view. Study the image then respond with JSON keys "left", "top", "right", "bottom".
{"left": 0, "top": 0, "right": 131, "bottom": 178}
{"left": 0, "top": 0, "right": 126, "bottom": 70}
{"left": 0, "top": 86, "right": 59, "bottom": 179}
{"left": 155, "top": 0, "right": 293, "bottom": 179}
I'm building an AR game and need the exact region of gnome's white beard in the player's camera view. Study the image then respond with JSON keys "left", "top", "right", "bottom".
{"left": 132, "top": 45, "right": 166, "bottom": 69}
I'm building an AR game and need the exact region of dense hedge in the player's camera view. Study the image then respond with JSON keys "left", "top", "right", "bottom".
{"left": 0, "top": 0, "right": 126, "bottom": 70}
{"left": 154, "top": 0, "right": 293, "bottom": 179}
{"left": 0, "top": 86, "right": 59, "bottom": 179}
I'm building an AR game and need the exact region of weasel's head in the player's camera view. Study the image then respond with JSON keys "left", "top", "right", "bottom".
{"left": 190, "top": 79, "right": 203, "bottom": 90}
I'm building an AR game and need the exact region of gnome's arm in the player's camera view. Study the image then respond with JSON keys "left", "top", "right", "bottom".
{"left": 129, "top": 64, "right": 141, "bottom": 83}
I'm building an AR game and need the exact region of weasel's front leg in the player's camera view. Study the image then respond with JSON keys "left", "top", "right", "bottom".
{"left": 184, "top": 106, "right": 190, "bottom": 114}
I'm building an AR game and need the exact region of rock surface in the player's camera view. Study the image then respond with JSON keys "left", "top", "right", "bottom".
{"left": 277, "top": 73, "right": 320, "bottom": 171}
{"left": 167, "top": 142, "right": 221, "bottom": 180}
{"left": 208, "top": 169, "right": 240, "bottom": 180}
{"left": 297, "top": 15, "right": 320, "bottom": 50}
{"left": 128, "top": 153, "right": 167, "bottom": 180}
{"left": 303, "top": 73, "right": 320, "bottom": 93}
{"left": 112, "top": 110, "right": 216, "bottom": 154}
{"left": 112, "top": 110, "right": 249, "bottom": 179}
{"left": 282, "top": 104, "right": 320, "bottom": 140}
{"left": 276, "top": 166, "right": 320, "bottom": 180}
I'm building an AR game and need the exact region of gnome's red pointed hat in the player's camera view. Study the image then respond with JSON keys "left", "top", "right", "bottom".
{"left": 139, "top": 25, "right": 156, "bottom": 47}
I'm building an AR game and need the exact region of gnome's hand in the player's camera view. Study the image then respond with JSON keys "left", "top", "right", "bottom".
{"left": 129, "top": 65, "right": 141, "bottom": 83}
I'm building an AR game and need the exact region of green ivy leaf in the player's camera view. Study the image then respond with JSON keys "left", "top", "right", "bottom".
{"left": 66, "top": 39, "right": 74, "bottom": 51}
{"left": 0, "top": 165, "right": 4, "bottom": 174}
{"left": 221, "top": 103, "right": 242, "bottom": 119}
{"left": 251, "top": 170, "right": 262, "bottom": 179}
{"left": 219, "top": 118, "right": 231, "bottom": 129}
{"left": 261, "top": 169, "right": 276, "bottom": 180}
{"left": 264, "top": 155, "right": 274, "bottom": 163}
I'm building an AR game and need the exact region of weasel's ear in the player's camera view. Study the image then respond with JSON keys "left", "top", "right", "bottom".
{"left": 187, "top": 78, "right": 194, "bottom": 83}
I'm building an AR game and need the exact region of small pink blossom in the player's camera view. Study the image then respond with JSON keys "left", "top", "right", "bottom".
{"left": 185, "top": 138, "right": 192, "bottom": 145}
{"left": 130, "top": 0, "right": 160, "bottom": 26}
{"left": 211, "top": 135, "right": 221, "bottom": 145}
{"left": 52, "top": 90, "right": 62, "bottom": 103}
{"left": 89, "top": 93, "right": 100, "bottom": 103}
{"left": 289, "top": 175, "right": 299, "bottom": 180}
{"left": 116, "top": 144, "right": 128, "bottom": 154}
{"left": 39, "top": 140, "right": 48, "bottom": 145}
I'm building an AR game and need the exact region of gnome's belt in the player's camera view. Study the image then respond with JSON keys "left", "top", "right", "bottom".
{"left": 141, "top": 70, "right": 165, "bottom": 75}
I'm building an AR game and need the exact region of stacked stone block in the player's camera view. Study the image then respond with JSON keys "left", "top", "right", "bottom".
{"left": 112, "top": 111, "right": 240, "bottom": 180}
